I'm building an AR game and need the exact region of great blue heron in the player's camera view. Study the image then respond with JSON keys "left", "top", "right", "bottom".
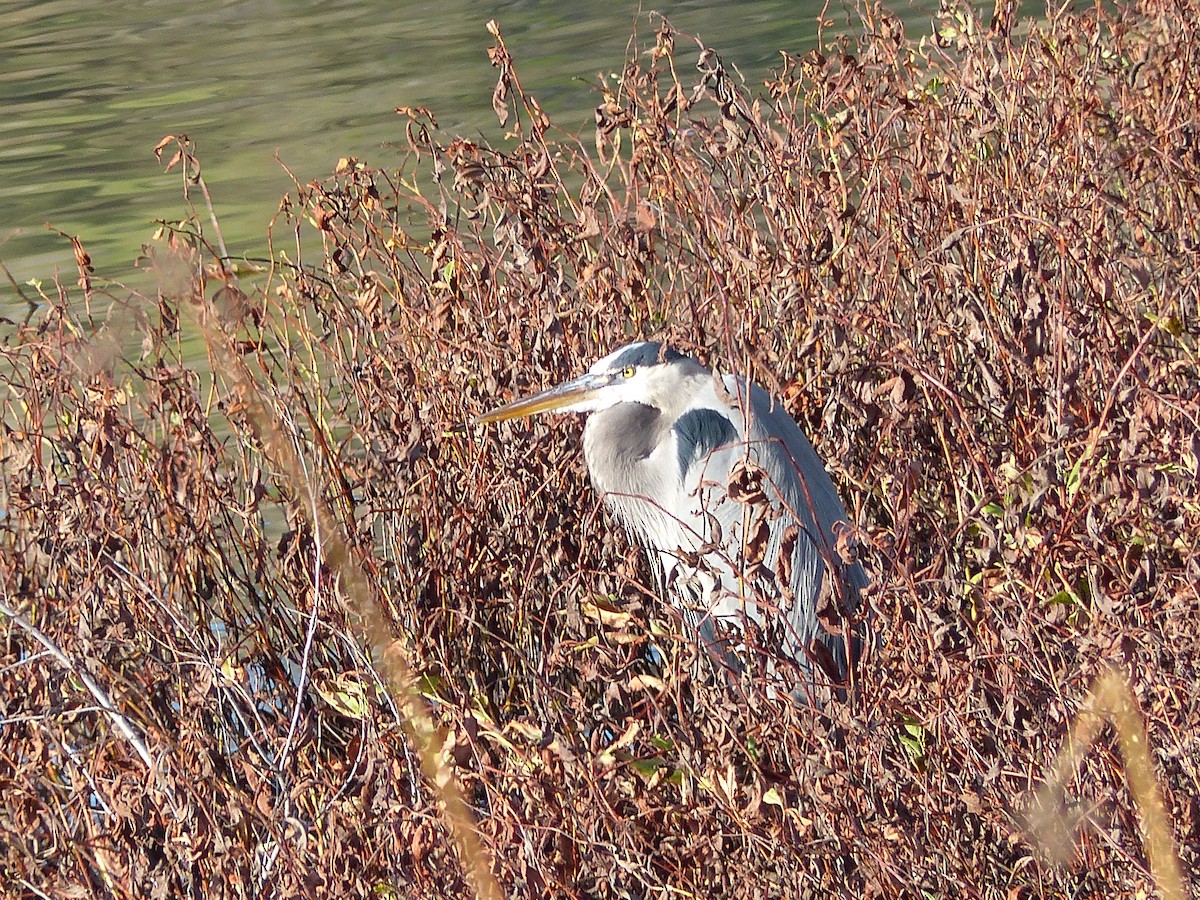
{"left": 475, "top": 341, "right": 867, "bottom": 700}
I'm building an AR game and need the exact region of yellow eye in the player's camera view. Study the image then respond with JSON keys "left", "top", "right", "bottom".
{"left": 621, "top": 366, "right": 636, "bottom": 378}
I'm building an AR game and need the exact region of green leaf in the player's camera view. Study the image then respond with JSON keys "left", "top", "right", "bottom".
{"left": 1065, "top": 455, "right": 1083, "bottom": 500}
{"left": 1046, "top": 589, "right": 1075, "bottom": 607}
{"left": 628, "top": 757, "right": 671, "bottom": 779}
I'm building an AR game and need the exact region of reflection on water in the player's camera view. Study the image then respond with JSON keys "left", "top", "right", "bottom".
{"left": 0, "top": 0, "right": 943, "bottom": 314}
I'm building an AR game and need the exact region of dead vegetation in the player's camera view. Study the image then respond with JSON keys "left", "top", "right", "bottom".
{"left": 1, "top": 0, "right": 1198, "bottom": 896}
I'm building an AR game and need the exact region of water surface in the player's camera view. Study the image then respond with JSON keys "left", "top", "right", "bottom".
{"left": 0, "top": 0, "right": 945, "bottom": 314}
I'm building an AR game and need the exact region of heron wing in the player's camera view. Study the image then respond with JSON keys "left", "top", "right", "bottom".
{"left": 673, "top": 407, "right": 739, "bottom": 479}
{"left": 672, "top": 375, "right": 866, "bottom": 680}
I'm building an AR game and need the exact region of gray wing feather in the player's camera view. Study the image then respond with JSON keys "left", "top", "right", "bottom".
{"left": 673, "top": 408, "right": 739, "bottom": 480}
{"left": 679, "top": 376, "right": 866, "bottom": 688}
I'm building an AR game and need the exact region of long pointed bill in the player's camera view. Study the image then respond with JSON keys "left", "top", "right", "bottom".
{"left": 473, "top": 373, "right": 608, "bottom": 424}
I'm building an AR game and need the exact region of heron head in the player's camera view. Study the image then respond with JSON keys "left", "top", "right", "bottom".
{"left": 474, "top": 341, "right": 688, "bottom": 424}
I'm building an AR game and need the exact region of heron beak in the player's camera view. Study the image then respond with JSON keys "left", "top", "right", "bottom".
{"left": 473, "top": 373, "right": 607, "bottom": 424}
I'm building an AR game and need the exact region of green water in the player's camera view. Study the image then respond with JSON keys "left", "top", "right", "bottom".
{"left": 0, "top": 0, "right": 946, "bottom": 315}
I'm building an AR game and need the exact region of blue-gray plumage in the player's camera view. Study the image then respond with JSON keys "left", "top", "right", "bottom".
{"left": 673, "top": 408, "right": 739, "bottom": 479}
{"left": 475, "top": 341, "right": 867, "bottom": 699}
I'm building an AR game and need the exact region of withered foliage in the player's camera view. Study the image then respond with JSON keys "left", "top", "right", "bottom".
{"left": 2, "top": 0, "right": 1198, "bottom": 896}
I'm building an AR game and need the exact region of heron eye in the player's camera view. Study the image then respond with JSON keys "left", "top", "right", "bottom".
{"left": 621, "top": 366, "right": 636, "bottom": 379}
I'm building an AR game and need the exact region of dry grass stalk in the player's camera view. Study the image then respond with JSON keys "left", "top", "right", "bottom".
{"left": 1032, "top": 667, "right": 1185, "bottom": 900}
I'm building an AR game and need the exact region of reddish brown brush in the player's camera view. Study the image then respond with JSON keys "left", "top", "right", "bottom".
{"left": 1, "top": 0, "right": 1196, "bottom": 895}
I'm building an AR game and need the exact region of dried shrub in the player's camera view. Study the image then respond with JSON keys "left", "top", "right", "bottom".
{"left": 2, "top": 0, "right": 1198, "bottom": 896}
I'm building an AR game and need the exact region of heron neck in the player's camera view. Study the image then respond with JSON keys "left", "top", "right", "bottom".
{"left": 582, "top": 402, "right": 669, "bottom": 493}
